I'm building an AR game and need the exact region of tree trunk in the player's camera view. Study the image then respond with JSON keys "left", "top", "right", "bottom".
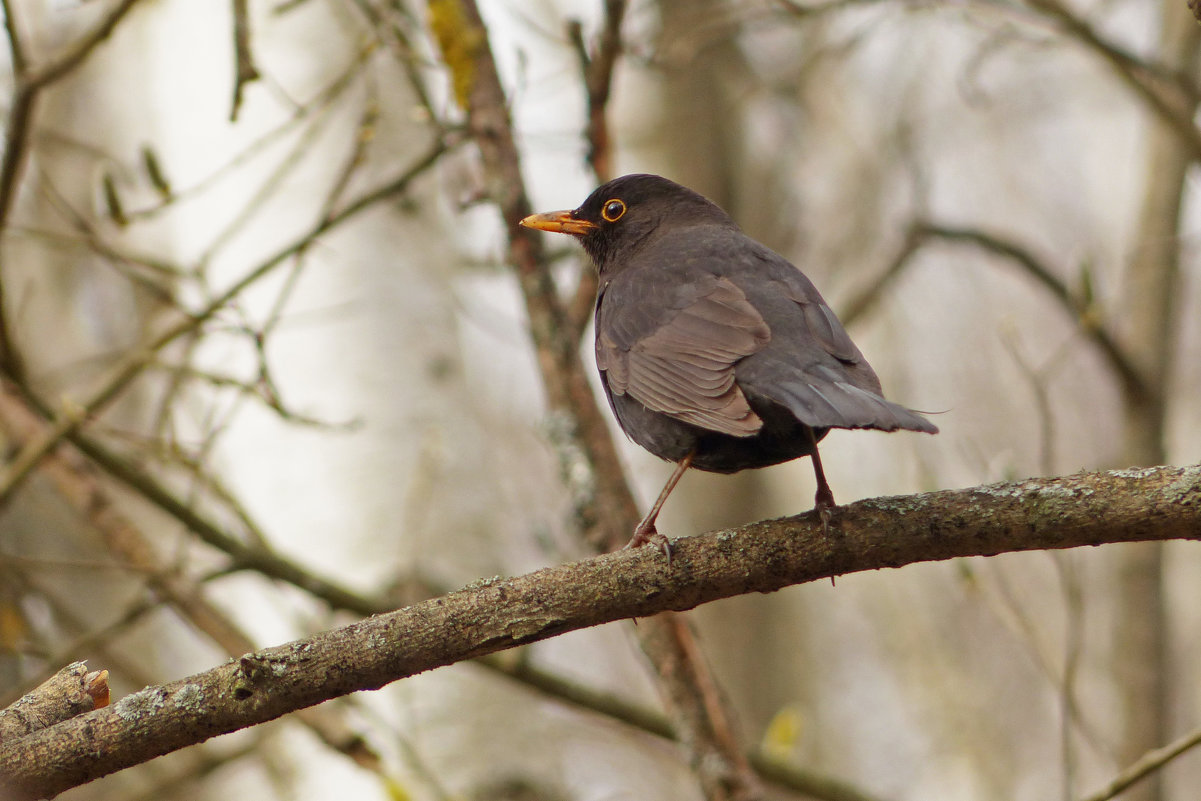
{"left": 1112, "top": 2, "right": 1199, "bottom": 798}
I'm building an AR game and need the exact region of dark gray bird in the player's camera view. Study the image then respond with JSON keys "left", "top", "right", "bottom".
{"left": 521, "top": 174, "right": 937, "bottom": 551}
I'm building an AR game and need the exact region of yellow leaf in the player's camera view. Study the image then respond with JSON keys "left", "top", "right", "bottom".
{"left": 761, "top": 704, "right": 803, "bottom": 759}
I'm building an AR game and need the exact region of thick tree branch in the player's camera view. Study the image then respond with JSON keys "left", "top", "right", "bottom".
{"left": 0, "top": 663, "right": 108, "bottom": 743}
{"left": 2, "top": 464, "right": 1198, "bottom": 799}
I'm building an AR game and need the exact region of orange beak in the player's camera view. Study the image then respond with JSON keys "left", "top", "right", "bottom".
{"left": 520, "top": 210, "right": 598, "bottom": 236}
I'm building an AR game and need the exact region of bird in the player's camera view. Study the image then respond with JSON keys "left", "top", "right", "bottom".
{"left": 520, "top": 174, "right": 937, "bottom": 554}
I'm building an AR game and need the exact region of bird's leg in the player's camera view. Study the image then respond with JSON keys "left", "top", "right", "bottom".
{"left": 626, "top": 450, "right": 695, "bottom": 561}
{"left": 806, "top": 427, "right": 835, "bottom": 534}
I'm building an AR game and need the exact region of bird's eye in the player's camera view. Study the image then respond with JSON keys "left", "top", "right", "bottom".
{"left": 601, "top": 199, "right": 626, "bottom": 222}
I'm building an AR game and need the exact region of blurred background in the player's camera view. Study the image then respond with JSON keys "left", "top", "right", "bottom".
{"left": 0, "top": 0, "right": 1198, "bottom": 799}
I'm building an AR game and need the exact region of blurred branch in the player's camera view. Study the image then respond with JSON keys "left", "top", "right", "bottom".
{"left": 124, "top": 737, "right": 269, "bottom": 801}
{"left": 20, "top": 0, "right": 146, "bottom": 91}
{"left": 0, "top": 388, "right": 385, "bottom": 771}
{"left": 906, "top": 222, "right": 1152, "bottom": 408}
{"left": 565, "top": 0, "right": 626, "bottom": 339}
{"left": 1022, "top": 0, "right": 1201, "bottom": 159}
{"left": 999, "top": 327, "right": 1061, "bottom": 476}
{"left": 127, "top": 41, "right": 377, "bottom": 221}
{"left": 753, "top": 760, "right": 892, "bottom": 801}
{"left": 0, "top": 134, "right": 455, "bottom": 509}
{"left": 492, "top": 651, "right": 894, "bottom": 801}
{"left": 838, "top": 224, "right": 925, "bottom": 328}
{"left": 2, "top": 463, "right": 1198, "bottom": 798}
{"left": 1078, "top": 722, "right": 1201, "bottom": 801}
{"left": 0, "top": 374, "right": 386, "bottom": 620}
{"left": 567, "top": 0, "right": 625, "bottom": 183}
{"left": 230, "top": 0, "right": 261, "bottom": 121}
{"left": 345, "top": 0, "right": 444, "bottom": 130}
{"left": 0, "top": 0, "right": 149, "bottom": 381}
{"left": 59, "top": 427, "right": 390, "bottom": 616}
{"left": 197, "top": 85, "right": 348, "bottom": 267}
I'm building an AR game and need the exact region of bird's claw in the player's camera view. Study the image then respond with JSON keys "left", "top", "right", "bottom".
{"left": 814, "top": 487, "right": 836, "bottom": 537}
{"left": 817, "top": 504, "right": 832, "bottom": 537}
{"left": 625, "top": 524, "right": 674, "bottom": 565}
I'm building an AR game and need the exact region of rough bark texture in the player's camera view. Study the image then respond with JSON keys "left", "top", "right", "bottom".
{"left": 0, "top": 663, "right": 107, "bottom": 743}
{"left": 1, "top": 464, "right": 1198, "bottom": 800}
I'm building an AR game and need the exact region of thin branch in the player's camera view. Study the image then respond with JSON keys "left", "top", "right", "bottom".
{"left": 0, "top": 134, "right": 456, "bottom": 507}
{"left": 838, "top": 224, "right": 925, "bottom": 328}
{"left": 0, "top": 0, "right": 151, "bottom": 380}
{"left": 483, "top": 649, "right": 891, "bottom": 801}
{"left": 0, "top": 1, "right": 35, "bottom": 381}
{"left": 752, "top": 759, "right": 893, "bottom": 801}
{"left": 127, "top": 42, "right": 377, "bottom": 221}
{"left": 196, "top": 87, "right": 347, "bottom": 269}
{"left": 1077, "top": 722, "right": 1201, "bottom": 801}
{"left": 61, "top": 429, "right": 390, "bottom": 616}
{"left": 910, "top": 222, "right": 1153, "bottom": 408}
{"left": 567, "top": 0, "right": 625, "bottom": 183}
{"left": 1022, "top": 0, "right": 1201, "bottom": 160}
{"left": 24, "top": 0, "right": 147, "bottom": 90}
{"left": 1, "top": 463, "right": 1198, "bottom": 799}
{"left": 565, "top": 0, "right": 626, "bottom": 340}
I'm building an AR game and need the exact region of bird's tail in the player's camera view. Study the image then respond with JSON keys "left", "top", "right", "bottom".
{"left": 761, "top": 378, "right": 939, "bottom": 434}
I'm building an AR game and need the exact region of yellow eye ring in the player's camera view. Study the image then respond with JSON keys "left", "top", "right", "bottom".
{"left": 601, "top": 198, "right": 626, "bottom": 222}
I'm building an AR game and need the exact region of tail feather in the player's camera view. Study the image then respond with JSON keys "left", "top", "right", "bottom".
{"left": 762, "top": 378, "right": 938, "bottom": 434}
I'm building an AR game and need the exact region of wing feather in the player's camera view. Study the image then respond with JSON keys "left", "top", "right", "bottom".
{"left": 598, "top": 276, "right": 770, "bottom": 437}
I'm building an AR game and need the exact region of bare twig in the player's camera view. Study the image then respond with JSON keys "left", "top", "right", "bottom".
{"left": 24, "top": 0, "right": 147, "bottom": 90}
{"left": 126, "top": 42, "right": 376, "bottom": 221}
{"left": 0, "top": 0, "right": 150, "bottom": 380}
{"left": 567, "top": 0, "right": 626, "bottom": 183}
{"left": 1053, "top": 552, "right": 1085, "bottom": 801}
{"left": 62, "top": 428, "right": 390, "bottom": 616}
{"left": 0, "top": 135, "right": 454, "bottom": 507}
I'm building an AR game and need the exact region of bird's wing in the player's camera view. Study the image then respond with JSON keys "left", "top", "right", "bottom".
{"left": 734, "top": 268, "right": 938, "bottom": 434}
{"left": 597, "top": 275, "right": 770, "bottom": 437}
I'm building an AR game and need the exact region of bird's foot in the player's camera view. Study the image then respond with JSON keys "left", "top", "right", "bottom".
{"left": 814, "top": 485, "right": 837, "bottom": 537}
{"left": 625, "top": 523, "right": 674, "bottom": 564}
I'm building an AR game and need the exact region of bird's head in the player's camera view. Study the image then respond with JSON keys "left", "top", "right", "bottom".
{"left": 521, "top": 174, "right": 735, "bottom": 272}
